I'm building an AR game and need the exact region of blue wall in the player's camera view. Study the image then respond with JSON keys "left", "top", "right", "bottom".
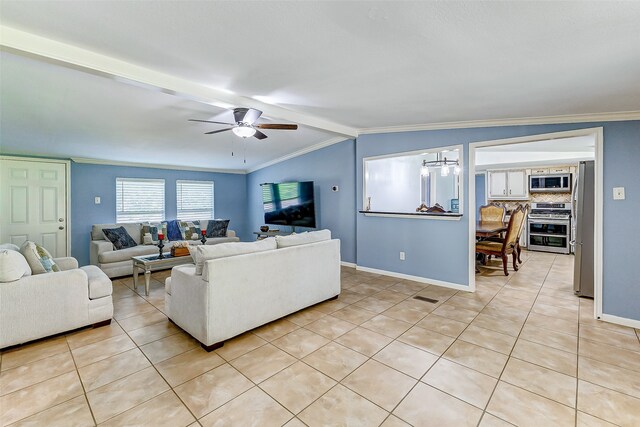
{"left": 71, "top": 162, "right": 248, "bottom": 266}
{"left": 475, "top": 173, "right": 486, "bottom": 215}
{"left": 246, "top": 140, "right": 357, "bottom": 264}
{"left": 355, "top": 121, "right": 640, "bottom": 321}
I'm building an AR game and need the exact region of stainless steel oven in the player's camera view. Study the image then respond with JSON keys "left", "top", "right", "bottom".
{"left": 529, "top": 174, "right": 572, "bottom": 193}
{"left": 527, "top": 203, "right": 572, "bottom": 254}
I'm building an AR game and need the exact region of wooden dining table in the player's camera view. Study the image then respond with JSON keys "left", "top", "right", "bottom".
{"left": 476, "top": 221, "right": 508, "bottom": 238}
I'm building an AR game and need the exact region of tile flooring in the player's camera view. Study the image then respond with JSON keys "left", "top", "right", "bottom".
{"left": 1, "top": 251, "right": 640, "bottom": 426}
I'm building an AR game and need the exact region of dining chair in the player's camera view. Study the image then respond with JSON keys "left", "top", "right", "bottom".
{"left": 479, "top": 203, "right": 506, "bottom": 223}
{"left": 476, "top": 205, "right": 525, "bottom": 276}
{"left": 486, "top": 203, "right": 529, "bottom": 264}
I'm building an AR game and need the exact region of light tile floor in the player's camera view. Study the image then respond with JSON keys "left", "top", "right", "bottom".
{"left": 1, "top": 251, "right": 640, "bottom": 426}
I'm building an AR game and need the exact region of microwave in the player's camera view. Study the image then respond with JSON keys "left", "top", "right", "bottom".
{"left": 529, "top": 174, "right": 572, "bottom": 193}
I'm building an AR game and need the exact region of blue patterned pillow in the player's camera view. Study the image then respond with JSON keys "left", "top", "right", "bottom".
{"left": 102, "top": 226, "right": 138, "bottom": 250}
{"left": 206, "top": 219, "right": 230, "bottom": 238}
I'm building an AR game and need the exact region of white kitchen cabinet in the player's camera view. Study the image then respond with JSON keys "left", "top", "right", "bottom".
{"left": 507, "top": 170, "right": 527, "bottom": 198}
{"left": 488, "top": 171, "right": 507, "bottom": 198}
{"left": 488, "top": 169, "right": 528, "bottom": 200}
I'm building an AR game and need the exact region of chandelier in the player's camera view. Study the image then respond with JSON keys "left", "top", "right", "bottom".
{"left": 420, "top": 156, "right": 461, "bottom": 177}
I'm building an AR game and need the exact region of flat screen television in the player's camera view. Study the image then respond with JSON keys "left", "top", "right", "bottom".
{"left": 262, "top": 181, "right": 316, "bottom": 228}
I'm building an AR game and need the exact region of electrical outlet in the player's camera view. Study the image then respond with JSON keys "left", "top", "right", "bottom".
{"left": 399, "top": 251, "right": 405, "bottom": 261}
{"left": 94, "top": 196, "right": 101, "bottom": 204}
{"left": 613, "top": 187, "right": 625, "bottom": 200}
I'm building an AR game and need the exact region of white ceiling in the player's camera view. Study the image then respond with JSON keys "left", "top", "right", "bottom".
{"left": 1, "top": 1, "right": 639, "bottom": 171}
{"left": 0, "top": 52, "right": 338, "bottom": 171}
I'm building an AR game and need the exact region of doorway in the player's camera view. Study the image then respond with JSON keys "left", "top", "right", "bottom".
{"left": 468, "top": 128, "right": 603, "bottom": 320}
{"left": 0, "top": 157, "right": 70, "bottom": 257}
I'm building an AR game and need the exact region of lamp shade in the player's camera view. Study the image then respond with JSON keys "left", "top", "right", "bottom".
{"left": 232, "top": 125, "right": 256, "bottom": 138}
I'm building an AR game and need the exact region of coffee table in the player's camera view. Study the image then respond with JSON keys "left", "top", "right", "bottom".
{"left": 132, "top": 253, "right": 193, "bottom": 296}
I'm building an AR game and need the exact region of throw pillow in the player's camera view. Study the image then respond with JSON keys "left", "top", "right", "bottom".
{"left": 275, "top": 229, "right": 331, "bottom": 248}
{"left": 0, "top": 249, "right": 32, "bottom": 282}
{"left": 167, "top": 220, "right": 183, "bottom": 241}
{"left": 179, "top": 221, "right": 201, "bottom": 240}
{"left": 20, "top": 241, "right": 60, "bottom": 274}
{"left": 206, "top": 219, "right": 230, "bottom": 238}
{"left": 102, "top": 226, "right": 138, "bottom": 250}
{"left": 0, "top": 243, "right": 21, "bottom": 252}
{"left": 195, "top": 238, "right": 276, "bottom": 276}
{"left": 140, "top": 222, "right": 162, "bottom": 244}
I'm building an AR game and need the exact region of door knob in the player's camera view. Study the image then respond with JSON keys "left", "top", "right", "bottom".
{"left": 59, "top": 218, "right": 64, "bottom": 222}
{"left": 59, "top": 226, "right": 65, "bottom": 230}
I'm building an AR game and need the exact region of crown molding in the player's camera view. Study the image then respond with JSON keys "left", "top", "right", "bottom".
{"left": 246, "top": 136, "right": 350, "bottom": 173}
{"left": 358, "top": 111, "right": 640, "bottom": 135}
{"left": 0, "top": 26, "right": 358, "bottom": 138}
{"left": 71, "top": 157, "right": 247, "bottom": 174}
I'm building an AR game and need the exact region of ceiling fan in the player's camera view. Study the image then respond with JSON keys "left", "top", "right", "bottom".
{"left": 189, "top": 107, "right": 298, "bottom": 140}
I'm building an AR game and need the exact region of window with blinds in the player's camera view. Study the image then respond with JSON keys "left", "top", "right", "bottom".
{"left": 177, "top": 180, "right": 214, "bottom": 221}
{"left": 116, "top": 178, "right": 165, "bottom": 222}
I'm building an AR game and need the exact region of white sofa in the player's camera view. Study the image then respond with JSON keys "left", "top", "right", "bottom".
{"left": 0, "top": 256, "right": 113, "bottom": 349}
{"left": 90, "top": 221, "right": 239, "bottom": 278}
{"left": 166, "top": 233, "right": 340, "bottom": 350}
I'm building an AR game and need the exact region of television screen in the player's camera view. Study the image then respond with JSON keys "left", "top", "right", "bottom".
{"left": 262, "top": 181, "right": 316, "bottom": 228}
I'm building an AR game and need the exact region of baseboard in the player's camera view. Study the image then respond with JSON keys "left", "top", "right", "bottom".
{"left": 599, "top": 314, "right": 640, "bottom": 330}
{"left": 340, "top": 261, "right": 357, "bottom": 268}
{"left": 354, "top": 265, "right": 470, "bottom": 292}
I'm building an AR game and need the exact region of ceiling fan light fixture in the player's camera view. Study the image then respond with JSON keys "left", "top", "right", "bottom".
{"left": 232, "top": 125, "right": 256, "bottom": 138}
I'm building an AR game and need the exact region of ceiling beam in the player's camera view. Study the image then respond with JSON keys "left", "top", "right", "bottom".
{"left": 0, "top": 26, "right": 358, "bottom": 137}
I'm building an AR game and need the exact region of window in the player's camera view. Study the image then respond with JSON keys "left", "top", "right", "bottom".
{"left": 116, "top": 178, "right": 165, "bottom": 222}
{"left": 362, "top": 145, "right": 463, "bottom": 215}
{"left": 177, "top": 180, "right": 214, "bottom": 221}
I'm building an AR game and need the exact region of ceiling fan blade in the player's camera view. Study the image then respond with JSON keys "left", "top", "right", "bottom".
{"left": 204, "top": 127, "right": 234, "bottom": 135}
{"left": 234, "top": 107, "right": 263, "bottom": 125}
{"left": 255, "top": 124, "right": 298, "bottom": 130}
{"left": 189, "top": 119, "right": 235, "bottom": 125}
{"left": 253, "top": 130, "right": 268, "bottom": 140}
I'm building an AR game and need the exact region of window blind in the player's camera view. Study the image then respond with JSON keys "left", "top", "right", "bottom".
{"left": 177, "top": 180, "right": 214, "bottom": 221}
{"left": 116, "top": 178, "right": 165, "bottom": 222}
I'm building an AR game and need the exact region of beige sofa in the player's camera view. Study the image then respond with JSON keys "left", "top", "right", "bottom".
{"left": 90, "top": 221, "right": 239, "bottom": 278}
{"left": 166, "top": 231, "right": 340, "bottom": 351}
{"left": 0, "top": 256, "right": 113, "bottom": 348}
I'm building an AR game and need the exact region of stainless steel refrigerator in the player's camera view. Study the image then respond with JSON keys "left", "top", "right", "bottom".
{"left": 573, "top": 161, "right": 595, "bottom": 298}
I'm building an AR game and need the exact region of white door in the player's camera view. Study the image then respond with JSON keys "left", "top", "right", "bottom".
{"left": 488, "top": 171, "right": 507, "bottom": 198}
{"left": 507, "top": 170, "right": 527, "bottom": 198}
{"left": 0, "top": 159, "right": 68, "bottom": 257}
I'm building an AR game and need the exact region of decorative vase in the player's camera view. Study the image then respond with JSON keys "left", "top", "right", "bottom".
{"left": 260, "top": 225, "right": 269, "bottom": 232}
{"left": 200, "top": 230, "right": 207, "bottom": 245}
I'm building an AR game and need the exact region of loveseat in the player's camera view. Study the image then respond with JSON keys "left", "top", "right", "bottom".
{"left": 0, "top": 247, "right": 113, "bottom": 348}
{"left": 90, "top": 221, "right": 239, "bottom": 278}
{"left": 165, "top": 230, "right": 340, "bottom": 350}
